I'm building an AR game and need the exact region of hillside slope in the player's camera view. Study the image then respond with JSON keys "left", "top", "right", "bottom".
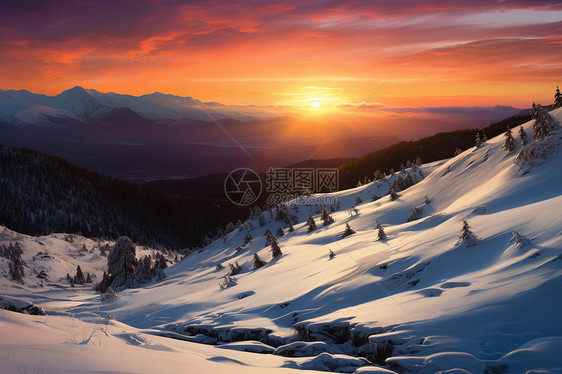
{"left": 0, "top": 147, "right": 248, "bottom": 249}
{"left": 93, "top": 108, "right": 562, "bottom": 373}
{"left": 1, "top": 108, "right": 561, "bottom": 373}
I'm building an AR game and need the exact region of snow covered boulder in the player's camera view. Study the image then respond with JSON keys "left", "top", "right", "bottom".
{"left": 285, "top": 352, "right": 370, "bottom": 373}
{"left": 493, "top": 337, "right": 562, "bottom": 373}
{"left": 274, "top": 341, "right": 343, "bottom": 357}
{"left": 217, "top": 340, "right": 276, "bottom": 354}
{"left": 386, "top": 352, "right": 485, "bottom": 374}
{"left": 0, "top": 296, "right": 46, "bottom": 315}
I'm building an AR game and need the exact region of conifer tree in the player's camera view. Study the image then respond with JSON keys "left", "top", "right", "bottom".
{"left": 389, "top": 189, "right": 399, "bottom": 201}
{"left": 253, "top": 253, "right": 266, "bottom": 269}
{"left": 276, "top": 227, "right": 284, "bottom": 238}
{"left": 86, "top": 272, "right": 93, "bottom": 284}
{"left": 307, "top": 215, "right": 317, "bottom": 232}
{"left": 376, "top": 222, "right": 386, "bottom": 240}
{"left": 457, "top": 220, "right": 478, "bottom": 247}
{"left": 8, "top": 247, "right": 25, "bottom": 284}
{"left": 269, "top": 233, "right": 283, "bottom": 258}
{"left": 533, "top": 106, "right": 558, "bottom": 140}
{"left": 75, "top": 265, "right": 85, "bottom": 285}
{"left": 407, "top": 206, "right": 423, "bottom": 222}
{"left": 475, "top": 132, "right": 482, "bottom": 147}
{"left": 519, "top": 126, "right": 528, "bottom": 147}
{"left": 258, "top": 213, "right": 266, "bottom": 226}
{"left": 288, "top": 222, "right": 295, "bottom": 232}
{"left": 341, "top": 223, "right": 356, "bottom": 238}
{"left": 501, "top": 126, "right": 515, "bottom": 152}
{"left": 229, "top": 262, "right": 241, "bottom": 275}
{"left": 329, "top": 249, "right": 336, "bottom": 259}
{"left": 264, "top": 229, "right": 274, "bottom": 245}
{"left": 355, "top": 195, "right": 363, "bottom": 206}
{"left": 320, "top": 208, "right": 334, "bottom": 226}
{"left": 243, "top": 233, "right": 253, "bottom": 245}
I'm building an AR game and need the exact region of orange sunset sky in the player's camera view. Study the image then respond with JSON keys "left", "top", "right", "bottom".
{"left": 1, "top": 0, "right": 561, "bottom": 111}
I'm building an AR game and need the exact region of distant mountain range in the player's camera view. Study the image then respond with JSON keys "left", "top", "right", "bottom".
{"left": 0, "top": 86, "right": 251, "bottom": 127}
{"left": 0, "top": 87, "right": 526, "bottom": 182}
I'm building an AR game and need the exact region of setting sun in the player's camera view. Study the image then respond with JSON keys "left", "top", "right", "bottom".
{"left": 312, "top": 101, "right": 320, "bottom": 109}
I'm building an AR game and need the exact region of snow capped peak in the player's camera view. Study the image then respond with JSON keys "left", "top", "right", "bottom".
{"left": 0, "top": 87, "right": 236, "bottom": 126}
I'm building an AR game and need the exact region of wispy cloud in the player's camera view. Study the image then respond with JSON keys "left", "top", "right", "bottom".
{"left": 0, "top": 1, "right": 560, "bottom": 106}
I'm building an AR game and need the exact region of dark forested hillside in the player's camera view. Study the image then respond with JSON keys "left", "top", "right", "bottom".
{"left": 337, "top": 113, "right": 532, "bottom": 189}
{"left": 0, "top": 146, "right": 248, "bottom": 249}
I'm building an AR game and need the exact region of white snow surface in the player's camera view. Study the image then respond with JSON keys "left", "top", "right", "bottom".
{"left": 1, "top": 108, "right": 562, "bottom": 373}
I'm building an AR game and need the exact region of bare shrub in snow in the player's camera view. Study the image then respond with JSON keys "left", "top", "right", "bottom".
{"left": 219, "top": 274, "right": 237, "bottom": 289}
{"left": 407, "top": 206, "right": 423, "bottom": 222}
{"left": 229, "top": 262, "right": 241, "bottom": 275}
{"left": 509, "top": 231, "right": 531, "bottom": 248}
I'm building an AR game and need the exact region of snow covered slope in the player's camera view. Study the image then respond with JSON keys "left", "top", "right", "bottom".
{"left": 1, "top": 108, "right": 561, "bottom": 373}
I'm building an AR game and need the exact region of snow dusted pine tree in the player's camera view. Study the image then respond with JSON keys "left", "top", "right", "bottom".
{"left": 501, "top": 126, "right": 515, "bottom": 152}
{"left": 554, "top": 86, "right": 562, "bottom": 109}
{"left": 457, "top": 220, "right": 478, "bottom": 247}
{"left": 253, "top": 253, "right": 266, "bottom": 269}
{"left": 320, "top": 207, "right": 334, "bottom": 226}
{"left": 100, "top": 236, "right": 138, "bottom": 292}
{"left": 307, "top": 215, "right": 317, "bottom": 232}
{"left": 341, "top": 223, "right": 356, "bottom": 238}
{"left": 8, "top": 243, "right": 25, "bottom": 284}
{"left": 519, "top": 126, "right": 528, "bottom": 147}
{"left": 407, "top": 206, "right": 423, "bottom": 222}
{"left": 75, "top": 265, "right": 86, "bottom": 285}
{"left": 475, "top": 132, "right": 483, "bottom": 148}
{"left": 229, "top": 262, "right": 241, "bottom": 275}
{"left": 269, "top": 233, "right": 283, "bottom": 258}
{"left": 376, "top": 222, "right": 386, "bottom": 240}
{"left": 533, "top": 106, "right": 559, "bottom": 140}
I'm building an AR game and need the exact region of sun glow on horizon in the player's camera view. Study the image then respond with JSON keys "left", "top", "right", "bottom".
{"left": 312, "top": 101, "right": 320, "bottom": 108}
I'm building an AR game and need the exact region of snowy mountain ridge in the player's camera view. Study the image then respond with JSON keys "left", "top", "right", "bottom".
{"left": 1, "top": 108, "right": 562, "bottom": 373}
{"left": 0, "top": 86, "right": 243, "bottom": 126}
